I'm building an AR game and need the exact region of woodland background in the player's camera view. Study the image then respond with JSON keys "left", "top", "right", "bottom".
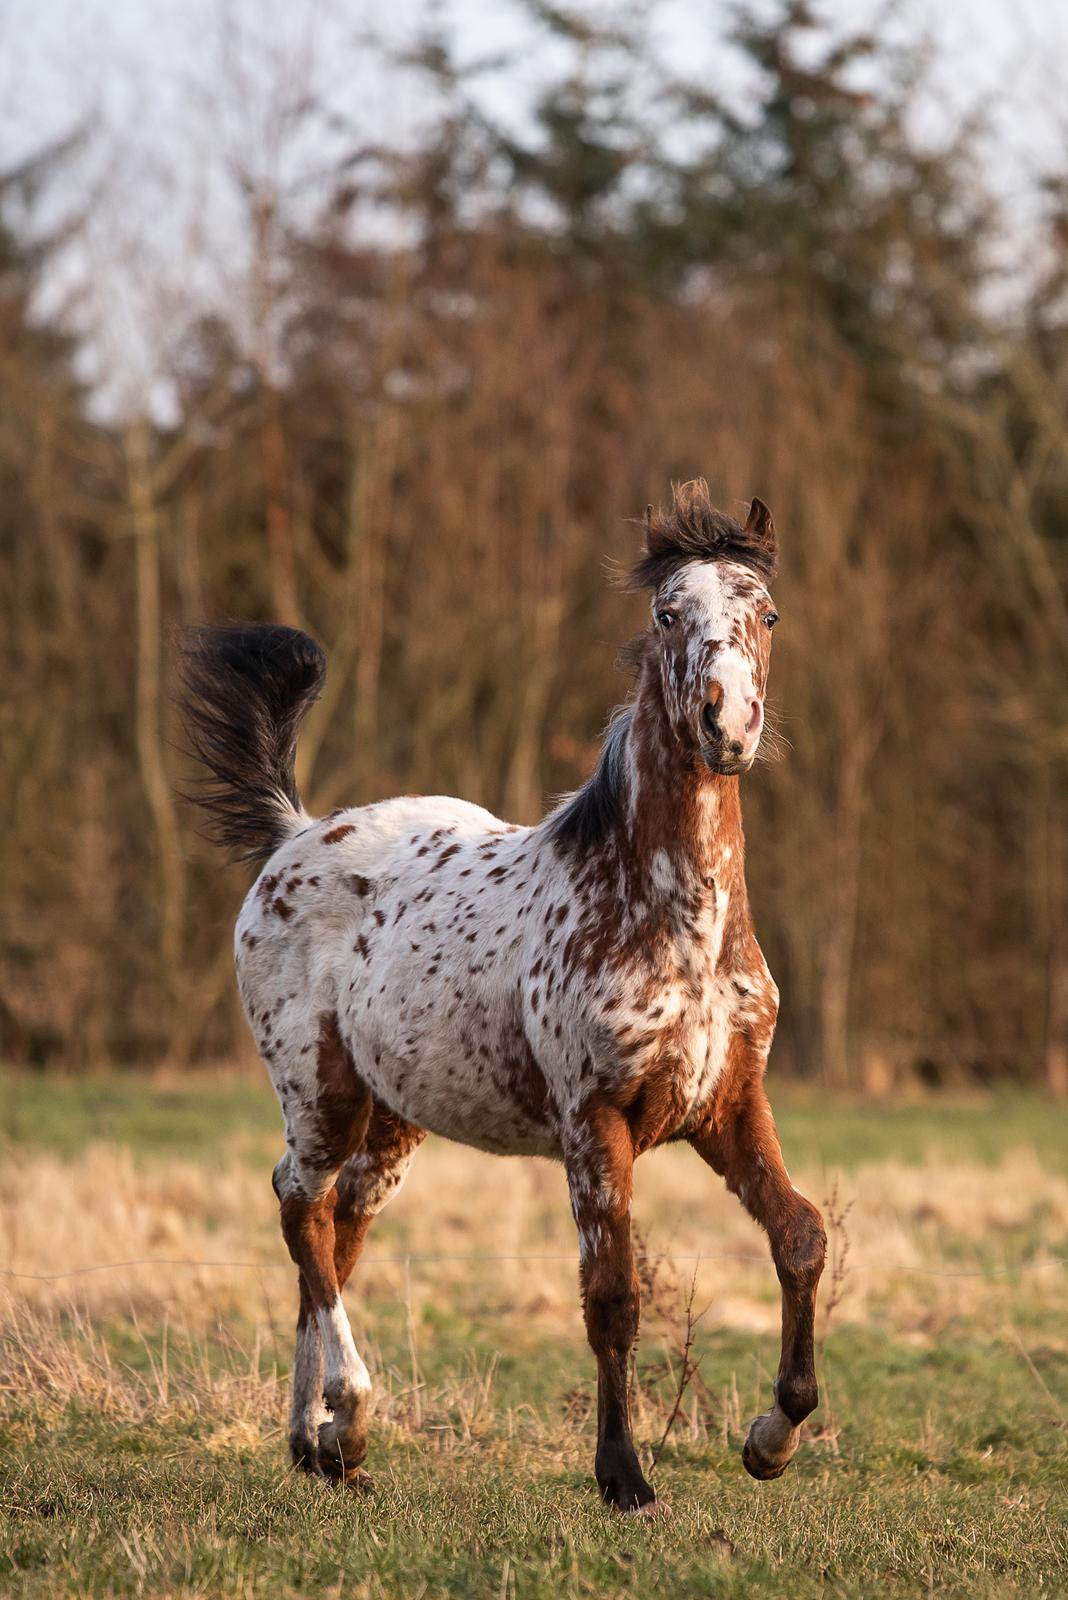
{"left": 2, "top": 0, "right": 1066, "bottom": 1090}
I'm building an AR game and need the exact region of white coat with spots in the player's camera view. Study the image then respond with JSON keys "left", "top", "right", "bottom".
{"left": 179, "top": 481, "right": 827, "bottom": 1513}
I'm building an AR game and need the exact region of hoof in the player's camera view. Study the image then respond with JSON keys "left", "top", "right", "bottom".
{"left": 599, "top": 1475, "right": 658, "bottom": 1516}
{"left": 317, "top": 1387, "right": 370, "bottom": 1483}
{"left": 290, "top": 1432, "right": 326, "bottom": 1477}
{"left": 317, "top": 1418, "right": 369, "bottom": 1481}
{"left": 742, "top": 1405, "right": 801, "bottom": 1481}
{"left": 340, "top": 1466, "right": 374, "bottom": 1494}
{"left": 742, "top": 1437, "right": 791, "bottom": 1480}
{"left": 622, "top": 1496, "right": 671, "bottom": 1521}
{"left": 597, "top": 1439, "right": 658, "bottom": 1517}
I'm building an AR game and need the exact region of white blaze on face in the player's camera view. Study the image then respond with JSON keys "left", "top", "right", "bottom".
{"left": 659, "top": 560, "right": 772, "bottom": 758}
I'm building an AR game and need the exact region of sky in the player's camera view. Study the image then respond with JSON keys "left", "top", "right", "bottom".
{"left": 5, "top": 0, "right": 1064, "bottom": 174}
{"left": 2, "top": 0, "right": 1066, "bottom": 413}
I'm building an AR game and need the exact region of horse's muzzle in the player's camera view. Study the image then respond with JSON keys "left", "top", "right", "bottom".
{"left": 700, "top": 745, "right": 753, "bottom": 776}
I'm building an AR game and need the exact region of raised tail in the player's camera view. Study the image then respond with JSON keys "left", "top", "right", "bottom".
{"left": 177, "top": 622, "right": 326, "bottom": 865}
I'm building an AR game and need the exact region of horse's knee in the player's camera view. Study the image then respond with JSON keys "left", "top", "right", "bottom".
{"left": 774, "top": 1197, "right": 826, "bottom": 1294}
{"left": 584, "top": 1267, "right": 640, "bottom": 1353}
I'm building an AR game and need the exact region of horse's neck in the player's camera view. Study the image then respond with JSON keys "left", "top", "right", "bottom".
{"left": 620, "top": 669, "right": 746, "bottom": 902}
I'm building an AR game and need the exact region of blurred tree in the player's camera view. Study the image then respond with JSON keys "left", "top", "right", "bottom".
{"left": 0, "top": 0, "right": 1063, "bottom": 1091}
{"left": 0, "top": 137, "right": 117, "bottom": 1066}
{"left": 646, "top": 1, "right": 991, "bottom": 417}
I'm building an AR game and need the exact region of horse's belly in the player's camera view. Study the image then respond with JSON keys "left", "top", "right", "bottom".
{"left": 343, "top": 993, "right": 562, "bottom": 1160}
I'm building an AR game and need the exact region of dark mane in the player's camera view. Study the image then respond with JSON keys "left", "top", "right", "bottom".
{"left": 630, "top": 478, "right": 777, "bottom": 589}
{"left": 545, "top": 704, "right": 633, "bottom": 852}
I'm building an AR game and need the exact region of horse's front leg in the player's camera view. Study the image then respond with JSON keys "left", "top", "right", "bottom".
{"left": 565, "top": 1101, "right": 658, "bottom": 1516}
{"left": 690, "top": 1063, "right": 826, "bottom": 1480}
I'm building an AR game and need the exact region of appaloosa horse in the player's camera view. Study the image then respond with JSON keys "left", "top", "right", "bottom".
{"left": 179, "top": 479, "right": 826, "bottom": 1515}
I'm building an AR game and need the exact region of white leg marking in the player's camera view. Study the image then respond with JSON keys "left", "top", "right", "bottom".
{"left": 315, "top": 1294, "right": 373, "bottom": 1481}
{"left": 317, "top": 1296, "right": 371, "bottom": 1407}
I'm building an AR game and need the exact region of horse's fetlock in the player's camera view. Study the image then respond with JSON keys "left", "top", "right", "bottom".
{"left": 324, "top": 1375, "right": 368, "bottom": 1416}
{"left": 775, "top": 1374, "right": 818, "bottom": 1425}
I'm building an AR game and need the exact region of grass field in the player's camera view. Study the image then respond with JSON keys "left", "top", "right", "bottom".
{"left": 2, "top": 1070, "right": 1067, "bottom": 1598}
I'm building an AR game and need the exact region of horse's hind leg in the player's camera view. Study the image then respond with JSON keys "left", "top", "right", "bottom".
{"left": 281, "top": 1091, "right": 425, "bottom": 1485}
{"left": 316, "top": 1102, "right": 425, "bottom": 1480}
{"left": 287, "top": 1269, "right": 327, "bottom": 1474}
{"left": 690, "top": 1069, "right": 826, "bottom": 1480}
{"left": 271, "top": 1015, "right": 374, "bottom": 1486}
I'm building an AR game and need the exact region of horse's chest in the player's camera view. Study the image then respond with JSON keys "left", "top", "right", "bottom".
{"left": 601, "top": 965, "right": 727, "bottom": 1089}
{"left": 603, "top": 953, "right": 766, "bottom": 1150}
{"left": 657, "top": 981, "right": 735, "bottom": 1101}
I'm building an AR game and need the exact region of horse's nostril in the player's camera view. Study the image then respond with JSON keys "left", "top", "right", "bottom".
{"left": 702, "top": 702, "right": 719, "bottom": 738}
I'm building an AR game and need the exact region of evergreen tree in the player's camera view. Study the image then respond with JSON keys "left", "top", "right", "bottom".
{"left": 648, "top": 1, "right": 991, "bottom": 411}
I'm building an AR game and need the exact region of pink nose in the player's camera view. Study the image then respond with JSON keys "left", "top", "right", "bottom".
{"left": 702, "top": 692, "right": 764, "bottom": 753}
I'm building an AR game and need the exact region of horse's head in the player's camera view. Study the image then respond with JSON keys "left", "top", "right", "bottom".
{"left": 632, "top": 480, "right": 779, "bottom": 776}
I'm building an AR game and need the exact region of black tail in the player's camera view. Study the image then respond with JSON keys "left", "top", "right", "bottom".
{"left": 177, "top": 623, "right": 326, "bottom": 865}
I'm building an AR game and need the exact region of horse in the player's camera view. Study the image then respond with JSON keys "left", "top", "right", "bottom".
{"left": 178, "top": 478, "right": 826, "bottom": 1516}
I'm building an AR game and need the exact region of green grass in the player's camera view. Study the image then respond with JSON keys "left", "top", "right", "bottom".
{"left": 4, "top": 1068, "right": 1067, "bottom": 1173}
{"left": 0, "top": 1069, "right": 282, "bottom": 1164}
{"left": 2, "top": 1070, "right": 1068, "bottom": 1597}
{"left": 3, "top": 1324, "right": 1066, "bottom": 1599}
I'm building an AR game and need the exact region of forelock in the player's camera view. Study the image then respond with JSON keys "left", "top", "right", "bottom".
{"left": 629, "top": 478, "right": 777, "bottom": 589}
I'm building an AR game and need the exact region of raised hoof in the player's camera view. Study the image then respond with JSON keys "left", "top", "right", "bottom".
{"left": 742, "top": 1437, "right": 791, "bottom": 1481}
{"left": 742, "top": 1406, "right": 801, "bottom": 1481}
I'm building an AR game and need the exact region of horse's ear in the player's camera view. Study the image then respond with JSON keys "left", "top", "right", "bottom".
{"left": 745, "top": 497, "right": 776, "bottom": 560}
{"left": 643, "top": 501, "right": 676, "bottom": 559}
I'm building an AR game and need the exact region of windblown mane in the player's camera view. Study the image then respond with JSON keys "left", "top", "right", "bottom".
{"left": 545, "top": 704, "right": 633, "bottom": 852}
{"left": 630, "top": 478, "right": 777, "bottom": 590}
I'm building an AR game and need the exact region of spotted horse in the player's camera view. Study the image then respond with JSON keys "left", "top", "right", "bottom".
{"left": 178, "top": 479, "right": 826, "bottom": 1516}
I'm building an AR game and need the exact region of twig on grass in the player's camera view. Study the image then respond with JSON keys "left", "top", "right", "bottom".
{"left": 811, "top": 1179, "right": 854, "bottom": 1451}
{"left": 632, "top": 1227, "right": 714, "bottom": 1469}
{"left": 818, "top": 1178, "right": 855, "bottom": 1350}
{"left": 649, "top": 1262, "right": 708, "bottom": 1469}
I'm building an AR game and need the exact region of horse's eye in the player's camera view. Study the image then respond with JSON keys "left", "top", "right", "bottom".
{"left": 764, "top": 611, "right": 779, "bottom": 630}
{"left": 656, "top": 610, "right": 675, "bottom": 629}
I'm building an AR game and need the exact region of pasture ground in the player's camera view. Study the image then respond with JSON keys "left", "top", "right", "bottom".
{"left": 1, "top": 1070, "right": 1067, "bottom": 1598}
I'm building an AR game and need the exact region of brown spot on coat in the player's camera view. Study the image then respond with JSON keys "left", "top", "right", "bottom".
{"left": 323, "top": 824, "right": 356, "bottom": 844}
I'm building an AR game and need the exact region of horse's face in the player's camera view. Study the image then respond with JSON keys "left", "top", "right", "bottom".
{"left": 651, "top": 559, "right": 777, "bottom": 775}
